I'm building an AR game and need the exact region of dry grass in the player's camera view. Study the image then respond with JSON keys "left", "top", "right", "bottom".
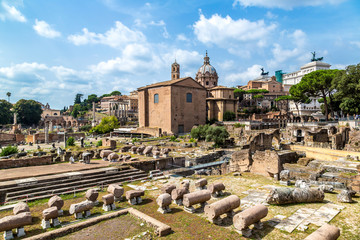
{"left": 0, "top": 173, "right": 359, "bottom": 240}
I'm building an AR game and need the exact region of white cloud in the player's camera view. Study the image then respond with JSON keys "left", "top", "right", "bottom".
{"left": 350, "top": 41, "right": 360, "bottom": 48}
{"left": 193, "top": 13, "right": 276, "bottom": 48}
{"left": 267, "top": 29, "right": 307, "bottom": 68}
{"left": 33, "top": 19, "right": 61, "bottom": 38}
{"left": 0, "top": 2, "right": 26, "bottom": 22}
{"left": 68, "top": 21, "right": 146, "bottom": 48}
{"left": 232, "top": 0, "right": 347, "bottom": 10}
{"left": 176, "top": 34, "right": 189, "bottom": 42}
{"left": 225, "top": 64, "right": 263, "bottom": 84}
{"left": 149, "top": 20, "right": 165, "bottom": 26}
{"left": 265, "top": 11, "right": 277, "bottom": 19}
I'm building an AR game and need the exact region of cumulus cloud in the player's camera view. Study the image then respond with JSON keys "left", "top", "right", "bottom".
{"left": 267, "top": 29, "right": 307, "bottom": 68}
{"left": 225, "top": 64, "right": 263, "bottom": 84}
{"left": 193, "top": 13, "right": 276, "bottom": 56}
{"left": 232, "top": 0, "right": 347, "bottom": 10}
{"left": 68, "top": 21, "right": 146, "bottom": 48}
{"left": 194, "top": 14, "right": 276, "bottom": 45}
{"left": 0, "top": 2, "right": 26, "bottom": 22}
{"left": 33, "top": 19, "right": 61, "bottom": 38}
{"left": 176, "top": 34, "right": 190, "bottom": 42}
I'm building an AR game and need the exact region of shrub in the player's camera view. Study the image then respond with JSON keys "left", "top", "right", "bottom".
{"left": 132, "top": 138, "right": 139, "bottom": 144}
{"left": 80, "top": 124, "right": 92, "bottom": 132}
{"left": 96, "top": 140, "right": 102, "bottom": 147}
{"left": 191, "top": 124, "right": 210, "bottom": 140}
{"left": 234, "top": 123, "right": 245, "bottom": 128}
{"left": 223, "top": 111, "right": 236, "bottom": 121}
{"left": 66, "top": 137, "right": 75, "bottom": 146}
{"left": 206, "top": 118, "right": 217, "bottom": 125}
{"left": 0, "top": 145, "right": 18, "bottom": 156}
{"left": 90, "top": 116, "right": 119, "bottom": 134}
{"left": 189, "top": 138, "right": 196, "bottom": 143}
{"left": 205, "top": 126, "right": 229, "bottom": 147}
{"left": 170, "top": 136, "right": 180, "bottom": 142}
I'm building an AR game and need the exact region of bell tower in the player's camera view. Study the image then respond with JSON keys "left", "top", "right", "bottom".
{"left": 171, "top": 60, "right": 180, "bottom": 80}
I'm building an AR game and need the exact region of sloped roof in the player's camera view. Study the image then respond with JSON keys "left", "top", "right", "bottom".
{"left": 137, "top": 77, "right": 205, "bottom": 90}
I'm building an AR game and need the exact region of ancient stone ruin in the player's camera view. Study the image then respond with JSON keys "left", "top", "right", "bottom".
{"left": 233, "top": 204, "right": 268, "bottom": 237}
{"left": 204, "top": 195, "right": 240, "bottom": 224}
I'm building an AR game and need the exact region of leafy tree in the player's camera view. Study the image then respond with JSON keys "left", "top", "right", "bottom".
{"left": 96, "top": 140, "right": 102, "bottom": 147}
{"left": 6, "top": 92, "right": 11, "bottom": 102}
{"left": 66, "top": 137, "right": 75, "bottom": 146}
{"left": 299, "top": 69, "right": 339, "bottom": 121}
{"left": 234, "top": 89, "right": 246, "bottom": 102}
{"left": 253, "top": 94, "right": 264, "bottom": 99}
{"left": 275, "top": 95, "right": 293, "bottom": 115}
{"left": 80, "top": 124, "right": 92, "bottom": 132}
{"left": 191, "top": 124, "right": 210, "bottom": 140}
{"left": 14, "top": 99, "right": 42, "bottom": 125}
{"left": 205, "top": 126, "right": 229, "bottom": 147}
{"left": 246, "top": 89, "right": 269, "bottom": 94}
{"left": 74, "top": 93, "right": 83, "bottom": 105}
{"left": 100, "top": 93, "right": 111, "bottom": 98}
{"left": 332, "top": 64, "right": 360, "bottom": 115}
{"left": 289, "top": 84, "right": 311, "bottom": 116}
{"left": 223, "top": 111, "right": 236, "bottom": 121}
{"left": 87, "top": 94, "right": 99, "bottom": 104}
{"left": 0, "top": 145, "right": 18, "bottom": 156}
{"left": 71, "top": 104, "right": 81, "bottom": 118}
{"left": 90, "top": 116, "right": 119, "bottom": 134}
{"left": 110, "top": 91, "right": 121, "bottom": 96}
{"left": 0, "top": 100, "right": 13, "bottom": 124}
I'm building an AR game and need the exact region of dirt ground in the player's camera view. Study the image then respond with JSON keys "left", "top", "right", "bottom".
{"left": 58, "top": 215, "right": 153, "bottom": 240}
{"left": 0, "top": 173, "right": 359, "bottom": 240}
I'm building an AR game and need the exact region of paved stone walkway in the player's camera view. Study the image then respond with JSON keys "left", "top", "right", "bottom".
{"left": 0, "top": 160, "right": 111, "bottom": 182}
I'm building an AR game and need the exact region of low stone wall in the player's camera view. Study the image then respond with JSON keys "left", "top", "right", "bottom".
{"left": 0, "top": 155, "right": 52, "bottom": 169}
{"left": 290, "top": 145, "right": 360, "bottom": 161}
{"left": 26, "top": 133, "right": 86, "bottom": 143}
{"left": 129, "top": 157, "right": 173, "bottom": 172}
{"left": 187, "top": 150, "right": 224, "bottom": 166}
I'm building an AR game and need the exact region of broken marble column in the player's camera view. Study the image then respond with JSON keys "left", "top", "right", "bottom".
{"left": 69, "top": 201, "right": 94, "bottom": 219}
{"left": 233, "top": 204, "right": 268, "bottom": 237}
{"left": 0, "top": 212, "right": 32, "bottom": 240}
{"left": 107, "top": 184, "right": 124, "bottom": 201}
{"left": 143, "top": 146, "right": 153, "bottom": 156}
{"left": 160, "top": 148, "right": 171, "bottom": 157}
{"left": 100, "top": 150, "right": 114, "bottom": 159}
{"left": 130, "top": 146, "right": 138, "bottom": 154}
{"left": 102, "top": 194, "right": 116, "bottom": 211}
{"left": 279, "top": 170, "right": 290, "bottom": 186}
{"left": 126, "top": 190, "right": 145, "bottom": 205}
{"left": 156, "top": 193, "right": 172, "bottom": 214}
{"left": 86, "top": 189, "right": 99, "bottom": 205}
{"left": 337, "top": 190, "right": 352, "bottom": 203}
{"left": 304, "top": 223, "right": 340, "bottom": 240}
{"left": 153, "top": 150, "right": 160, "bottom": 159}
{"left": 41, "top": 207, "right": 60, "bottom": 229}
{"left": 107, "top": 153, "right": 119, "bottom": 162}
{"left": 48, "top": 195, "right": 64, "bottom": 216}
{"left": 182, "top": 190, "right": 211, "bottom": 213}
{"left": 295, "top": 180, "right": 310, "bottom": 189}
{"left": 13, "top": 202, "right": 30, "bottom": 215}
{"left": 136, "top": 146, "right": 145, "bottom": 155}
{"left": 319, "top": 184, "right": 334, "bottom": 193}
{"left": 161, "top": 184, "right": 176, "bottom": 195}
{"left": 171, "top": 188, "right": 189, "bottom": 206}
{"left": 204, "top": 195, "right": 240, "bottom": 224}
{"left": 195, "top": 178, "right": 208, "bottom": 190}
{"left": 266, "top": 187, "right": 324, "bottom": 205}
{"left": 180, "top": 180, "right": 190, "bottom": 191}
{"left": 208, "top": 182, "right": 225, "bottom": 197}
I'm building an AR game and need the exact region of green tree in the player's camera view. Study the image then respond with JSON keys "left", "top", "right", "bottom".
{"left": 14, "top": 99, "right": 42, "bottom": 125}
{"left": 87, "top": 94, "right": 99, "bottom": 104}
{"left": 234, "top": 88, "right": 246, "bottom": 102}
{"left": 6, "top": 92, "right": 11, "bottom": 102}
{"left": 66, "top": 137, "right": 75, "bottom": 146}
{"left": 74, "top": 93, "right": 83, "bottom": 105}
{"left": 275, "top": 95, "right": 292, "bottom": 115}
{"left": 246, "top": 89, "right": 269, "bottom": 94}
{"left": 289, "top": 84, "right": 311, "bottom": 116}
{"left": 0, "top": 100, "right": 13, "bottom": 124}
{"left": 299, "top": 69, "right": 339, "bottom": 121}
{"left": 0, "top": 145, "right": 18, "bottom": 156}
{"left": 110, "top": 91, "right": 121, "bottom": 96}
{"left": 71, "top": 104, "right": 81, "bottom": 118}
{"left": 191, "top": 124, "right": 210, "bottom": 140}
{"left": 90, "top": 116, "right": 119, "bottom": 134}
{"left": 223, "top": 111, "right": 236, "bottom": 121}
{"left": 205, "top": 126, "right": 229, "bottom": 147}
{"left": 332, "top": 64, "right": 360, "bottom": 115}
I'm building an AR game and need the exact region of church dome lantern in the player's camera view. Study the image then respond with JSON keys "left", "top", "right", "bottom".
{"left": 195, "top": 51, "right": 218, "bottom": 89}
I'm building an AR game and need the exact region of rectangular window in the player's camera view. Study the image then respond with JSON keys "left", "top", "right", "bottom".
{"left": 154, "top": 94, "right": 159, "bottom": 103}
{"left": 186, "top": 93, "right": 192, "bottom": 103}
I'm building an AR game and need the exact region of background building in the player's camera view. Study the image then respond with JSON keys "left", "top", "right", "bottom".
{"left": 195, "top": 51, "right": 218, "bottom": 89}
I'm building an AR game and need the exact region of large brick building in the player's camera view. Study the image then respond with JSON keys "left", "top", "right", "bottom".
{"left": 137, "top": 77, "right": 206, "bottom": 135}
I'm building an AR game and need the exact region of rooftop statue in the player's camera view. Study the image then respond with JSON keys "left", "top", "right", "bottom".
{"left": 311, "top": 51, "right": 323, "bottom": 62}
{"left": 260, "top": 68, "right": 269, "bottom": 76}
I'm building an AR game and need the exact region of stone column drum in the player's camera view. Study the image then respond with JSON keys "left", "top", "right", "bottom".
{"left": 156, "top": 193, "right": 172, "bottom": 214}
{"left": 182, "top": 190, "right": 211, "bottom": 213}
{"left": 204, "top": 195, "right": 240, "bottom": 224}
{"left": 233, "top": 204, "right": 268, "bottom": 237}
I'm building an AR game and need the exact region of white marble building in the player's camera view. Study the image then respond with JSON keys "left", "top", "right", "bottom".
{"left": 282, "top": 61, "right": 331, "bottom": 116}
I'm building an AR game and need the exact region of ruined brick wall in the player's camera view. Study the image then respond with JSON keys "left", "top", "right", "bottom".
{"left": 0, "top": 133, "right": 16, "bottom": 145}
{"left": 229, "top": 149, "right": 252, "bottom": 172}
{"left": 102, "top": 138, "right": 116, "bottom": 149}
{"left": 251, "top": 150, "right": 281, "bottom": 177}
{"left": 0, "top": 155, "right": 52, "bottom": 169}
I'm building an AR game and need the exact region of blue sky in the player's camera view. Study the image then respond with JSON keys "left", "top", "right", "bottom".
{"left": 0, "top": 0, "right": 359, "bottom": 109}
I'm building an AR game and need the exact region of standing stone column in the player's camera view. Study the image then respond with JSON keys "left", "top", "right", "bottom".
{"left": 45, "top": 122, "right": 49, "bottom": 144}
{"left": 92, "top": 102, "right": 96, "bottom": 127}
